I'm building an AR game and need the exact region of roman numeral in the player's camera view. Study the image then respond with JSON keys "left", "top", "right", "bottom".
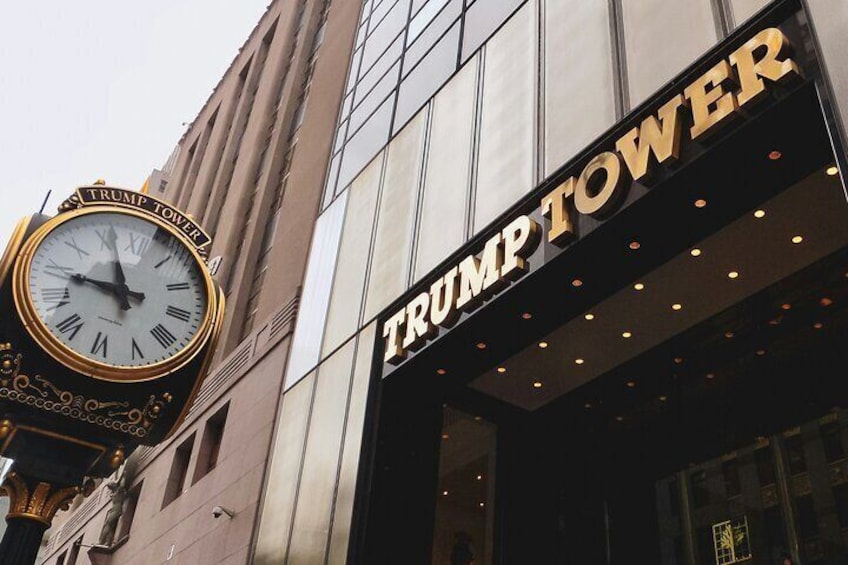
{"left": 154, "top": 256, "right": 171, "bottom": 269}
{"left": 55, "top": 314, "right": 84, "bottom": 340}
{"left": 95, "top": 229, "right": 112, "bottom": 250}
{"left": 45, "top": 259, "right": 73, "bottom": 279}
{"left": 64, "top": 238, "right": 89, "bottom": 260}
{"left": 125, "top": 233, "right": 151, "bottom": 256}
{"left": 166, "top": 305, "right": 191, "bottom": 322}
{"left": 41, "top": 287, "right": 70, "bottom": 311}
{"left": 131, "top": 338, "right": 144, "bottom": 360}
{"left": 150, "top": 324, "right": 176, "bottom": 349}
{"left": 90, "top": 331, "right": 108, "bottom": 358}
{"left": 166, "top": 282, "right": 190, "bottom": 291}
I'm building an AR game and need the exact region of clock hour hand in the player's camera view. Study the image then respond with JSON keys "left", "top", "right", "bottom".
{"left": 70, "top": 274, "right": 146, "bottom": 306}
{"left": 71, "top": 273, "right": 119, "bottom": 293}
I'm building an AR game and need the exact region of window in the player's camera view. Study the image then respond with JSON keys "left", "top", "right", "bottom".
{"left": 821, "top": 420, "right": 845, "bottom": 462}
{"left": 834, "top": 483, "right": 848, "bottom": 528}
{"left": 785, "top": 433, "right": 807, "bottom": 475}
{"left": 162, "top": 434, "right": 195, "bottom": 508}
{"left": 797, "top": 495, "right": 819, "bottom": 539}
{"left": 239, "top": 144, "right": 294, "bottom": 339}
{"left": 193, "top": 404, "right": 229, "bottom": 483}
{"left": 67, "top": 536, "right": 82, "bottom": 565}
{"left": 722, "top": 458, "right": 741, "bottom": 498}
{"left": 117, "top": 481, "right": 142, "bottom": 540}
{"left": 755, "top": 446, "right": 776, "bottom": 486}
{"left": 690, "top": 469, "right": 709, "bottom": 508}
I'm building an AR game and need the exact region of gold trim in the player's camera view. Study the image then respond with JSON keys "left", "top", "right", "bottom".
{"left": 1, "top": 472, "right": 94, "bottom": 527}
{"left": 62, "top": 186, "right": 211, "bottom": 257}
{"left": 164, "top": 284, "right": 226, "bottom": 440}
{"left": 11, "top": 206, "right": 217, "bottom": 383}
{"left": 2, "top": 424, "right": 107, "bottom": 457}
{"left": 0, "top": 216, "right": 31, "bottom": 285}
{"left": 0, "top": 345, "right": 172, "bottom": 437}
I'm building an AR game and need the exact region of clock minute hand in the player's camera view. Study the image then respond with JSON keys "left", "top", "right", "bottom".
{"left": 106, "top": 226, "right": 131, "bottom": 310}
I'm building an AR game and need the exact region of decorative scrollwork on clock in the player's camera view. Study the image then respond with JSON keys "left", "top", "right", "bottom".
{"left": 0, "top": 344, "right": 172, "bottom": 438}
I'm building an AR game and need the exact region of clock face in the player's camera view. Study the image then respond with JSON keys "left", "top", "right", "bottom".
{"left": 23, "top": 211, "right": 209, "bottom": 369}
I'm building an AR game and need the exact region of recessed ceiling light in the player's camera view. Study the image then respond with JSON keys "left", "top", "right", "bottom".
{"left": 820, "top": 297, "right": 833, "bottom": 307}
{"left": 622, "top": 331, "right": 632, "bottom": 339}
{"left": 479, "top": 502, "right": 485, "bottom": 508}
{"left": 533, "top": 381, "right": 543, "bottom": 389}
{"left": 538, "top": 341, "right": 548, "bottom": 349}
{"left": 728, "top": 271, "right": 739, "bottom": 279}
{"left": 659, "top": 395, "right": 668, "bottom": 402}
{"left": 725, "top": 331, "right": 735, "bottom": 339}
{"left": 584, "top": 402, "right": 593, "bottom": 409}
{"left": 571, "top": 279, "right": 583, "bottom": 288}
{"left": 826, "top": 165, "right": 839, "bottom": 176}
{"left": 442, "top": 434, "right": 450, "bottom": 440}
{"left": 615, "top": 416, "right": 624, "bottom": 422}
{"left": 671, "top": 303, "right": 683, "bottom": 311}
{"left": 476, "top": 474, "right": 483, "bottom": 481}
{"left": 781, "top": 303, "right": 791, "bottom": 310}
{"left": 690, "top": 248, "right": 702, "bottom": 257}
{"left": 814, "top": 321, "right": 824, "bottom": 329}
{"left": 694, "top": 199, "right": 707, "bottom": 208}
{"left": 521, "top": 312, "right": 533, "bottom": 320}
{"left": 626, "top": 381, "right": 636, "bottom": 388}
{"left": 633, "top": 282, "right": 645, "bottom": 291}
{"left": 476, "top": 342, "right": 487, "bottom": 350}
{"left": 496, "top": 367, "right": 506, "bottom": 374}
{"left": 629, "top": 241, "right": 641, "bottom": 250}
{"left": 756, "top": 349, "right": 766, "bottom": 356}
{"left": 791, "top": 235, "right": 803, "bottom": 244}
{"left": 674, "top": 357, "right": 684, "bottom": 364}
{"left": 443, "top": 490, "right": 449, "bottom": 496}
{"left": 768, "top": 150, "right": 782, "bottom": 160}
{"left": 754, "top": 209, "right": 766, "bottom": 219}
{"left": 706, "top": 373, "right": 715, "bottom": 380}
{"left": 584, "top": 313, "right": 595, "bottom": 321}
{"left": 575, "top": 358, "right": 584, "bottom": 365}
{"left": 436, "top": 368, "right": 447, "bottom": 375}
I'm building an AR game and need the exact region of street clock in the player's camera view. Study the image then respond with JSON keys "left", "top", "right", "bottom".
{"left": 12, "top": 208, "right": 215, "bottom": 381}
{"left": 0, "top": 185, "right": 224, "bottom": 552}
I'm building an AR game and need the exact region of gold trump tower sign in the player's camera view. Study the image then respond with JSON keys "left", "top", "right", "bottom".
{"left": 382, "top": 27, "right": 802, "bottom": 364}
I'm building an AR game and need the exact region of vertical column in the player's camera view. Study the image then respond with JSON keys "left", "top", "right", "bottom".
{"left": 804, "top": 0, "right": 848, "bottom": 174}
{"left": 677, "top": 471, "right": 698, "bottom": 565}
{"left": 772, "top": 435, "right": 802, "bottom": 563}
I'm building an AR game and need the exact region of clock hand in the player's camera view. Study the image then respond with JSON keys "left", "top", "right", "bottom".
{"left": 71, "top": 273, "right": 120, "bottom": 293}
{"left": 123, "top": 287, "right": 146, "bottom": 302}
{"left": 70, "top": 274, "right": 145, "bottom": 303}
{"left": 106, "top": 226, "right": 132, "bottom": 310}
{"left": 106, "top": 225, "right": 126, "bottom": 284}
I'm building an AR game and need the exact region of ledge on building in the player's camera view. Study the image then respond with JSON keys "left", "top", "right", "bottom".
{"left": 85, "top": 534, "right": 129, "bottom": 564}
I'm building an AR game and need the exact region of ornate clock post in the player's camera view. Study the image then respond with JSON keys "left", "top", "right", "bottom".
{"left": 0, "top": 184, "right": 224, "bottom": 564}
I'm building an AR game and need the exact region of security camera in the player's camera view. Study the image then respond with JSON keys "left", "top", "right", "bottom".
{"left": 211, "top": 505, "right": 235, "bottom": 519}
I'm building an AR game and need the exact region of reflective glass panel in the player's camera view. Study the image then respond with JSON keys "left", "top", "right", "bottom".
{"left": 394, "top": 22, "right": 459, "bottom": 133}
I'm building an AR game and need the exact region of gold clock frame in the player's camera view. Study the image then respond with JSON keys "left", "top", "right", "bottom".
{"left": 0, "top": 217, "right": 31, "bottom": 286}
{"left": 11, "top": 205, "right": 217, "bottom": 383}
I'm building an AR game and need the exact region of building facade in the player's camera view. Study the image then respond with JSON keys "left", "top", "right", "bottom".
{"left": 39, "top": 0, "right": 848, "bottom": 564}
{"left": 39, "top": 0, "right": 360, "bottom": 563}
{"left": 253, "top": 0, "right": 848, "bottom": 564}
